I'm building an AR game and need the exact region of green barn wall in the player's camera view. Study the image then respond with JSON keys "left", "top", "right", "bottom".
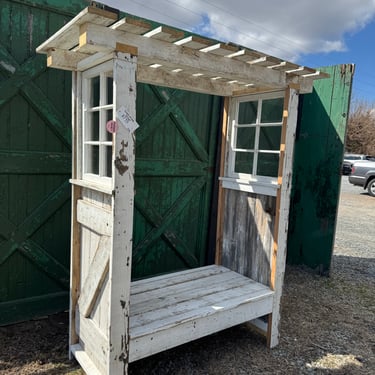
{"left": 0, "top": 0, "right": 89, "bottom": 325}
{"left": 287, "top": 64, "right": 354, "bottom": 274}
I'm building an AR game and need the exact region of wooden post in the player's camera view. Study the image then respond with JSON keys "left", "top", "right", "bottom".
{"left": 69, "top": 71, "right": 81, "bottom": 355}
{"left": 215, "top": 96, "right": 229, "bottom": 265}
{"left": 267, "top": 86, "right": 299, "bottom": 348}
{"left": 107, "top": 51, "right": 137, "bottom": 374}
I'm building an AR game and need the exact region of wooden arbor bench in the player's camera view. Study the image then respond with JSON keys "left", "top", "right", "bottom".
{"left": 37, "top": 5, "right": 327, "bottom": 375}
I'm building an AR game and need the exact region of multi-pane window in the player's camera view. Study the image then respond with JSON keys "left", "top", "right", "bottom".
{"left": 82, "top": 62, "right": 114, "bottom": 184}
{"left": 228, "top": 92, "right": 284, "bottom": 184}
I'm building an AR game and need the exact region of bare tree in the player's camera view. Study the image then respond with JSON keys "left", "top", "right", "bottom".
{"left": 346, "top": 100, "right": 375, "bottom": 155}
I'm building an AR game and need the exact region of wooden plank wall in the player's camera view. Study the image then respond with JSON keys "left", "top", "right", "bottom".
{"left": 221, "top": 189, "right": 276, "bottom": 286}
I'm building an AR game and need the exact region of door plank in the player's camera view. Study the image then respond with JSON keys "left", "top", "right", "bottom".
{"left": 132, "top": 176, "right": 206, "bottom": 265}
{"left": 78, "top": 235, "right": 110, "bottom": 318}
{"left": 0, "top": 180, "right": 70, "bottom": 265}
{"left": 77, "top": 199, "right": 113, "bottom": 236}
{"left": 20, "top": 239, "right": 70, "bottom": 288}
{"left": 135, "top": 200, "right": 199, "bottom": 268}
{"left": 0, "top": 150, "right": 70, "bottom": 174}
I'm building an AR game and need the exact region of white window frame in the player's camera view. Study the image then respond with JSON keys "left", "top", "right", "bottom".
{"left": 222, "top": 91, "right": 285, "bottom": 196}
{"left": 81, "top": 60, "right": 114, "bottom": 186}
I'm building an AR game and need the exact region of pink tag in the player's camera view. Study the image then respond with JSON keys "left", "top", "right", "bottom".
{"left": 106, "top": 120, "right": 118, "bottom": 134}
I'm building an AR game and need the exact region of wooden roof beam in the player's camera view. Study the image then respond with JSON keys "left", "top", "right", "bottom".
{"left": 136, "top": 66, "right": 240, "bottom": 96}
{"left": 36, "top": 6, "right": 118, "bottom": 53}
{"left": 77, "top": 22, "right": 287, "bottom": 89}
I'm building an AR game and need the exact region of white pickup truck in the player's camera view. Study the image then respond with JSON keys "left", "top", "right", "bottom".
{"left": 349, "top": 161, "right": 375, "bottom": 197}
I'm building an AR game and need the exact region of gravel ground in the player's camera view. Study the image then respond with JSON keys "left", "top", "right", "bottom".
{"left": 0, "top": 177, "right": 374, "bottom": 374}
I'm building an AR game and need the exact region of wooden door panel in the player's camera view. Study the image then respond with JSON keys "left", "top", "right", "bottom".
{"left": 133, "top": 84, "right": 221, "bottom": 279}
{"left": 0, "top": 0, "right": 87, "bottom": 325}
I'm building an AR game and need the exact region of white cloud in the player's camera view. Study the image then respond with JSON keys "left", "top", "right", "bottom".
{"left": 103, "top": 0, "right": 375, "bottom": 61}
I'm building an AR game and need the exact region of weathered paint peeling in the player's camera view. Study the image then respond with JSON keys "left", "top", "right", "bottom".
{"left": 115, "top": 140, "right": 130, "bottom": 175}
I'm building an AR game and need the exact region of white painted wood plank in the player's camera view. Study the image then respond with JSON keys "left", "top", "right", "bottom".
{"left": 78, "top": 236, "right": 110, "bottom": 317}
{"left": 107, "top": 52, "right": 137, "bottom": 374}
{"left": 90, "top": 273, "right": 110, "bottom": 333}
{"left": 249, "top": 56, "right": 282, "bottom": 67}
{"left": 77, "top": 199, "right": 112, "bottom": 236}
{"left": 174, "top": 35, "right": 212, "bottom": 49}
{"left": 80, "top": 225, "right": 91, "bottom": 285}
{"left": 136, "top": 66, "right": 238, "bottom": 96}
{"left": 131, "top": 265, "right": 228, "bottom": 294}
{"left": 131, "top": 281, "right": 271, "bottom": 331}
{"left": 77, "top": 23, "right": 286, "bottom": 89}
{"left": 129, "top": 293, "right": 273, "bottom": 362}
{"left": 36, "top": 6, "right": 118, "bottom": 53}
{"left": 249, "top": 318, "right": 268, "bottom": 335}
{"left": 71, "top": 344, "right": 103, "bottom": 375}
{"left": 200, "top": 43, "right": 238, "bottom": 56}
{"left": 131, "top": 283, "right": 273, "bottom": 336}
{"left": 269, "top": 88, "right": 299, "bottom": 348}
{"left": 143, "top": 26, "right": 184, "bottom": 42}
{"left": 130, "top": 271, "right": 261, "bottom": 316}
{"left": 111, "top": 17, "right": 152, "bottom": 34}
{"left": 75, "top": 313, "right": 108, "bottom": 374}
{"left": 220, "top": 178, "right": 278, "bottom": 197}
{"left": 226, "top": 49, "right": 263, "bottom": 62}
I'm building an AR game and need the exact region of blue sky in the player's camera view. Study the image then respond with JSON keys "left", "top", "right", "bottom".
{"left": 105, "top": 0, "right": 375, "bottom": 105}
{"left": 299, "top": 19, "right": 375, "bottom": 103}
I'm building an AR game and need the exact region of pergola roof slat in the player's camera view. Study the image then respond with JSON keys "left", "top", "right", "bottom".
{"left": 143, "top": 26, "right": 185, "bottom": 42}
{"left": 110, "top": 17, "right": 152, "bottom": 34}
{"left": 37, "top": 6, "right": 328, "bottom": 96}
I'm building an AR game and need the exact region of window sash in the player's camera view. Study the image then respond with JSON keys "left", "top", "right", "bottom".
{"left": 82, "top": 61, "right": 114, "bottom": 185}
{"left": 228, "top": 91, "right": 284, "bottom": 184}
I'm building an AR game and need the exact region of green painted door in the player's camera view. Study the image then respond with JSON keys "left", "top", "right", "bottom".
{"left": 0, "top": 0, "right": 88, "bottom": 325}
{"left": 287, "top": 64, "right": 354, "bottom": 274}
{"left": 133, "top": 84, "right": 222, "bottom": 279}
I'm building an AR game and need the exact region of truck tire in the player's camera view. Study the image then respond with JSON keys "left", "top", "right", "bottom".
{"left": 367, "top": 178, "right": 375, "bottom": 197}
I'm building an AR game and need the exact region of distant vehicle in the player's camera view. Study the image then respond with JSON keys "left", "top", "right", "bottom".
{"left": 342, "top": 153, "right": 375, "bottom": 175}
{"left": 349, "top": 160, "right": 375, "bottom": 197}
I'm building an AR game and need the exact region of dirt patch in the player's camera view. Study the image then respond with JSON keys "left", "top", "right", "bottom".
{"left": 1, "top": 180, "right": 374, "bottom": 374}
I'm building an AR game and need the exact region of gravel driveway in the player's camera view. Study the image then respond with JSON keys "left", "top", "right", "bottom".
{"left": 0, "top": 177, "right": 374, "bottom": 374}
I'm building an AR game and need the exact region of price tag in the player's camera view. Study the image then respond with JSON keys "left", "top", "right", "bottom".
{"left": 106, "top": 120, "right": 118, "bottom": 134}
{"left": 116, "top": 106, "right": 139, "bottom": 133}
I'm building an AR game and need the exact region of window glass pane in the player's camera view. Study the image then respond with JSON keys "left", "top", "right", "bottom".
{"left": 261, "top": 97, "right": 283, "bottom": 123}
{"left": 234, "top": 151, "right": 254, "bottom": 174}
{"left": 86, "top": 145, "right": 99, "bottom": 175}
{"left": 106, "top": 76, "right": 113, "bottom": 105}
{"left": 238, "top": 101, "right": 257, "bottom": 124}
{"left": 90, "top": 76, "right": 100, "bottom": 107}
{"left": 105, "top": 110, "right": 113, "bottom": 142}
{"left": 259, "top": 126, "right": 281, "bottom": 150}
{"left": 105, "top": 146, "right": 112, "bottom": 177}
{"left": 87, "top": 111, "right": 99, "bottom": 141}
{"left": 236, "top": 126, "right": 255, "bottom": 149}
{"left": 257, "top": 153, "right": 279, "bottom": 177}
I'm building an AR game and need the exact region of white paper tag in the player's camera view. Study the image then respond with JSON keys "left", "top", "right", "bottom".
{"left": 116, "top": 106, "right": 139, "bottom": 133}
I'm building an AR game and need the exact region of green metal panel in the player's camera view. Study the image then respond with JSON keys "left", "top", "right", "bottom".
{"left": 0, "top": 0, "right": 89, "bottom": 325}
{"left": 287, "top": 64, "right": 354, "bottom": 274}
{"left": 133, "top": 84, "right": 221, "bottom": 279}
